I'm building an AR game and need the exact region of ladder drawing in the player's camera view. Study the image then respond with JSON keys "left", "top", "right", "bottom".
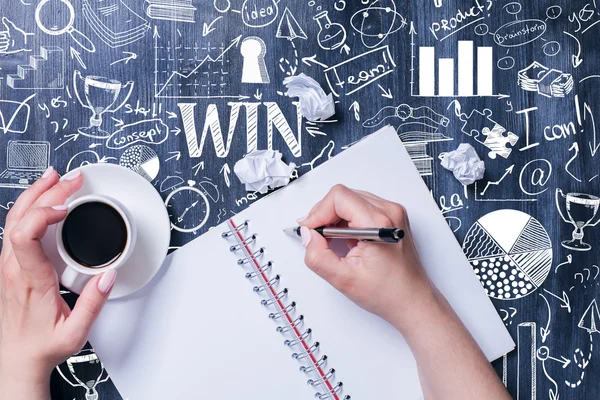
{"left": 7, "top": 46, "right": 65, "bottom": 90}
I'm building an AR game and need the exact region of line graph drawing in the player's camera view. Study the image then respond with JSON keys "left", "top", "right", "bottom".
{"left": 154, "top": 33, "right": 243, "bottom": 99}
{"left": 480, "top": 165, "right": 514, "bottom": 196}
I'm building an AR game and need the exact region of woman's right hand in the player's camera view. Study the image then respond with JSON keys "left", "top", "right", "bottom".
{"left": 299, "top": 185, "right": 512, "bottom": 400}
{"left": 297, "top": 184, "right": 436, "bottom": 330}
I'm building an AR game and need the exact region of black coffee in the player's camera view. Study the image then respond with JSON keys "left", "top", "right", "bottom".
{"left": 62, "top": 202, "right": 128, "bottom": 268}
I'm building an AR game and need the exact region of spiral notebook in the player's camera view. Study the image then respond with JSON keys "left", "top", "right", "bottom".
{"left": 89, "top": 126, "right": 514, "bottom": 399}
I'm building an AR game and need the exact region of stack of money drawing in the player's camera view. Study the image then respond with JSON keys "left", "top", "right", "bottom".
{"left": 518, "top": 62, "right": 574, "bottom": 98}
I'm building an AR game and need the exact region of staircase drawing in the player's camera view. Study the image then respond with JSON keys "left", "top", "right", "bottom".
{"left": 7, "top": 46, "right": 65, "bottom": 90}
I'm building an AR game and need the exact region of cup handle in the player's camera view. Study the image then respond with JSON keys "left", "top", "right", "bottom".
{"left": 588, "top": 203, "right": 600, "bottom": 227}
{"left": 61, "top": 266, "right": 81, "bottom": 288}
{"left": 555, "top": 188, "right": 570, "bottom": 223}
{"left": 73, "top": 70, "right": 88, "bottom": 111}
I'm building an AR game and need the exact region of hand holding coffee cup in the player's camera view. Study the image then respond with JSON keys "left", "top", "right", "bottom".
{"left": 0, "top": 168, "right": 117, "bottom": 396}
{"left": 57, "top": 194, "right": 137, "bottom": 293}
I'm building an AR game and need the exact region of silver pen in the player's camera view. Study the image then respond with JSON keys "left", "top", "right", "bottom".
{"left": 283, "top": 226, "right": 404, "bottom": 243}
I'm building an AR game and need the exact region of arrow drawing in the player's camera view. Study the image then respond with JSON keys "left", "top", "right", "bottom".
{"left": 378, "top": 84, "right": 393, "bottom": 99}
{"left": 539, "top": 293, "right": 551, "bottom": 343}
{"left": 585, "top": 103, "right": 600, "bottom": 157}
{"left": 172, "top": 127, "right": 181, "bottom": 136}
{"left": 221, "top": 163, "right": 231, "bottom": 187}
{"left": 301, "top": 55, "right": 329, "bottom": 69}
{"left": 110, "top": 52, "right": 138, "bottom": 66}
{"left": 547, "top": 354, "right": 572, "bottom": 368}
{"left": 193, "top": 161, "right": 205, "bottom": 176}
{"left": 543, "top": 288, "right": 571, "bottom": 313}
{"left": 409, "top": 22, "right": 416, "bottom": 96}
{"left": 203, "top": 16, "right": 222, "bottom": 36}
{"left": 55, "top": 133, "right": 79, "bottom": 151}
{"left": 111, "top": 117, "right": 124, "bottom": 127}
{"left": 349, "top": 101, "right": 360, "bottom": 121}
{"left": 99, "top": 156, "right": 117, "bottom": 163}
{"left": 70, "top": 47, "right": 87, "bottom": 70}
{"left": 555, "top": 254, "right": 573, "bottom": 273}
{"left": 564, "top": 31, "right": 583, "bottom": 68}
{"left": 566, "top": 142, "right": 583, "bottom": 182}
{"left": 479, "top": 165, "right": 514, "bottom": 196}
{"left": 155, "top": 35, "right": 243, "bottom": 99}
{"left": 165, "top": 151, "right": 181, "bottom": 162}
{"left": 166, "top": 111, "right": 178, "bottom": 119}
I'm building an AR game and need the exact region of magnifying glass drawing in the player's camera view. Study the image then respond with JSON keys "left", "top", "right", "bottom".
{"left": 35, "top": 0, "right": 96, "bottom": 53}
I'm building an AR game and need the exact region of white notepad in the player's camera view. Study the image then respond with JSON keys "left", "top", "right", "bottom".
{"left": 90, "top": 126, "right": 514, "bottom": 399}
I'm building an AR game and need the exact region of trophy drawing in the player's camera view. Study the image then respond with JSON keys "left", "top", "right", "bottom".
{"left": 55, "top": 348, "right": 109, "bottom": 400}
{"left": 74, "top": 70, "right": 134, "bottom": 138}
{"left": 556, "top": 188, "right": 600, "bottom": 251}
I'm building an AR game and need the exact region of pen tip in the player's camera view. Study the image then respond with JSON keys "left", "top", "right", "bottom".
{"left": 283, "top": 227, "right": 299, "bottom": 236}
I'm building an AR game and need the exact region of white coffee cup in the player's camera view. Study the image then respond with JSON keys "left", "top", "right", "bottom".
{"left": 57, "top": 194, "right": 137, "bottom": 293}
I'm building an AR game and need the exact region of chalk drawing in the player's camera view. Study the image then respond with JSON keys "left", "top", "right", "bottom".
{"left": 0, "top": 141, "right": 50, "bottom": 189}
{"left": 463, "top": 209, "right": 552, "bottom": 300}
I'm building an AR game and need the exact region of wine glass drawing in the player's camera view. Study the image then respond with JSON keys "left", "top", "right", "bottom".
{"left": 73, "top": 70, "right": 134, "bottom": 139}
{"left": 556, "top": 188, "right": 600, "bottom": 251}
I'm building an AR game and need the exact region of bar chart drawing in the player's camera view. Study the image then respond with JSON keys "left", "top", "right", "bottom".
{"left": 410, "top": 34, "right": 505, "bottom": 98}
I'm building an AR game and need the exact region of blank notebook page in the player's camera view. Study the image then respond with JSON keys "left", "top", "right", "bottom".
{"left": 90, "top": 125, "right": 514, "bottom": 399}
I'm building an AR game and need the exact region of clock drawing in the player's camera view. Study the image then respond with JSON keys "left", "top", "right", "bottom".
{"left": 165, "top": 186, "right": 210, "bottom": 233}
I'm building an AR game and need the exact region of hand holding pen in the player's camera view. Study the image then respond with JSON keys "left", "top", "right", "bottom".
{"left": 293, "top": 184, "right": 431, "bottom": 325}
{"left": 295, "top": 185, "right": 511, "bottom": 400}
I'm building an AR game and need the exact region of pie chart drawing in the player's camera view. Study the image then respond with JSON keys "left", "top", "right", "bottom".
{"left": 462, "top": 209, "right": 552, "bottom": 300}
{"left": 119, "top": 145, "right": 160, "bottom": 182}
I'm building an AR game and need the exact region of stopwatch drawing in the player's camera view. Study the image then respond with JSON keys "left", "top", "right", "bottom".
{"left": 165, "top": 186, "right": 210, "bottom": 233}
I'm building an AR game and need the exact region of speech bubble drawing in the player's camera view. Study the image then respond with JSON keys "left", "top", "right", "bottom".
{"left": 494, "top": 19, "right": 547, "bottom": 47}
{"left": 106, "top": 119, "right": 169, "bottom": 150}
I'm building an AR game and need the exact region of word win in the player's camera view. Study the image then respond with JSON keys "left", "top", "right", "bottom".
{"left": 179, "top": 102, "right": 302, "bottom": 158}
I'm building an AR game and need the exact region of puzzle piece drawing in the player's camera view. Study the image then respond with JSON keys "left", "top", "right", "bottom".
{"left": 459, "top": 108, "right": 518, "bottom": 159}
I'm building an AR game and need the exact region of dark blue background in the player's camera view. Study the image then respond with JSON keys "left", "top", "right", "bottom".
{"left": 0, "top": 0, "right": 598, "bottom": 398}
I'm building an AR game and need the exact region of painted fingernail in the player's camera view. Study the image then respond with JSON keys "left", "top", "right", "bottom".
{"left": 52, "top": 204, "right": 68, "bottom": 211}
{"left": 42, "top": 166, "right": 54, "bottom": 179}
{"left": 98, "top": 269, "right": 117, "bottom": 294}
{"left": 64, "top": 170, "right": 81, "bottom": 181}
{"left": 300, "top": 226, "right": 312, "bottom": 247}
{"left": 296, "top": 215, "right": 308, "bottom": 224}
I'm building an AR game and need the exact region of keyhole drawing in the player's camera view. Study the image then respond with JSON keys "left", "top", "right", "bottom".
{"left": 241, "top": 36, "right": 270, "bottom": 84}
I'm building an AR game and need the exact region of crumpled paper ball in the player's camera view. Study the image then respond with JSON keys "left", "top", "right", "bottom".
{"left": 439, "top": 143, "right": 485, "bottom": 185}
{"left": 234, "top": 150, "right": 296, "bottom": 194}
{"left": 283, "top": 73, "right": 335, "bottom": 121}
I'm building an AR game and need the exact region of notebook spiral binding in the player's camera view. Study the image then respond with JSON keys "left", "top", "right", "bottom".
{"left": 223, "top": 219, "right": 350, "bottom": 400}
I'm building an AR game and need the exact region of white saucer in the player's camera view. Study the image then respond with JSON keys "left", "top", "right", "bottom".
{"left": 41, "top": 164, "right": 171, "bottom": 299}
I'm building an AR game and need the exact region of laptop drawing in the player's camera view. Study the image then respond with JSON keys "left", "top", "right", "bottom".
{"left": 0, "top": 141, "right": 50, "bottom": 189}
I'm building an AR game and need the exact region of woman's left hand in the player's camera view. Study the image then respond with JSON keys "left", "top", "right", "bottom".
{"left": 0, "top": 168, "right": 116, "bottom": 400}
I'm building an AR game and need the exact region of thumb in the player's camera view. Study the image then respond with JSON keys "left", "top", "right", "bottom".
{"left": 2, "top": 17, "right": 14, "bottom": 33}
{"left": 302, "top": 227, "right": 351, "bottom": 291}
{"left": 64, "top": 270, "right": 116, "bottom": 346}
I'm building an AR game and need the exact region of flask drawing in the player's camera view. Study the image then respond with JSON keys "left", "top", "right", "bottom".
{"left": 313, "top": 11, "right": 346, "bottom": 51}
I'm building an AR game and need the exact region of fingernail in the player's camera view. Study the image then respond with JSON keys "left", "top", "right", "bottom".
{"left": 98, "top": 269, "right": 117, "bottom": 294}
{"left": 52, "top": 204, "right": 68, "bottom": 211}
{"left": 64, "top": 170, "right": 81, "bottom": 181}
{"left": 300, "top": 226, "right": 312, "bottom": 247}
{"left": 42, "top": 166, "right": 54, "bottom": 179}
{"left": 296, "top": 215, "right": 308, "bottom": 224}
